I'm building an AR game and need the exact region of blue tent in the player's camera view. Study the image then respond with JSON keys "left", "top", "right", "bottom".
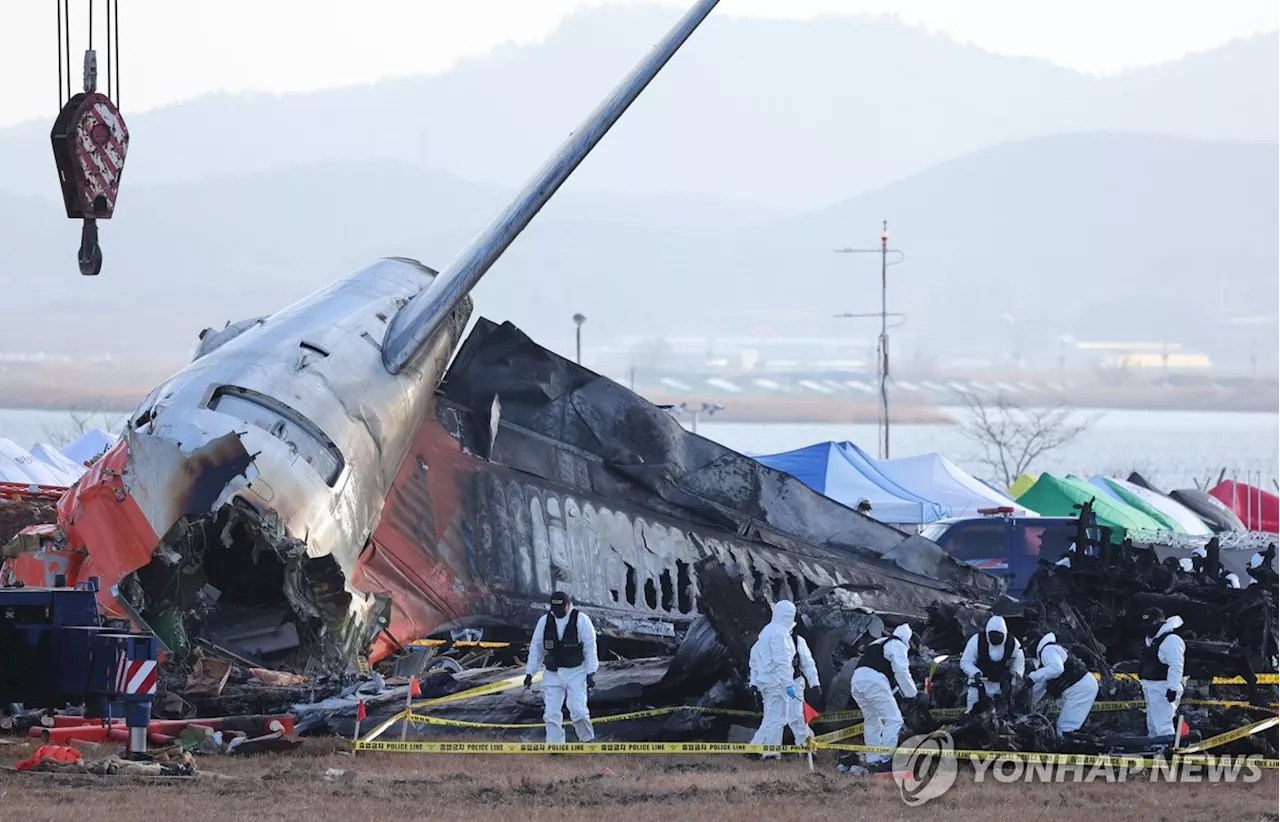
{"left": 755, "top": 442, "right": 948, "bottom": 524}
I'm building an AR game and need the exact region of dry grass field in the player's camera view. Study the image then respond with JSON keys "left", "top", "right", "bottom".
{"left": 1, "top": 739, "right": 1275, "bottom": 822}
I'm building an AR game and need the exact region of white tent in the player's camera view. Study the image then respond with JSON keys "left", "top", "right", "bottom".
{"left": 875, "top": 452, "right": 1037, "bottom": 518}
{"left": 0, "top": 452, "right": 38, "bottom": 484}
{"left": 29, "top": 442, "right": 88, "bottom": 485}
{"left": 0, "top": 437, "right": 66, "bottom": 486}
{"left": 61, "top": 428, "right": 117, "bottom": 466}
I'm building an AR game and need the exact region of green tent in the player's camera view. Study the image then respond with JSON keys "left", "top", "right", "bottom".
{"left": 1015, "top": 474, "right": 1164, "bottom": 538}
{"left": 1093, "top": 476, "right": 1186, "bottom": 533}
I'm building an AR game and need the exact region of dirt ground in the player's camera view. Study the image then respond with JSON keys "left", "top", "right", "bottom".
{"left": 0, "top": 739, "right": 1275, "bottom": 822}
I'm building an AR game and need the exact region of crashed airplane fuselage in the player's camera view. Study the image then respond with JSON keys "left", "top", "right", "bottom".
{"left": 46, "top": 259, "right": 469, "bottom": 667}
{"left": 36, "top": 308, "right": 1001, "bottom": 669}
{"left": 10, "top": 0, "right": 1004, "bottom": 669}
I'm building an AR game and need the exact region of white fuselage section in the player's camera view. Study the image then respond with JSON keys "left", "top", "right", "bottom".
{"left": 126, "top": 257, "right": 470, "bottom": 627}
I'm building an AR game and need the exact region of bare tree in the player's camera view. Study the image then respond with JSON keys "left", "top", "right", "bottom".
{"left": 955, "top": 391, "right": 1099, "bottom": 488}
{"left": 41, "top": 402, "right": 128, "bottom": 448}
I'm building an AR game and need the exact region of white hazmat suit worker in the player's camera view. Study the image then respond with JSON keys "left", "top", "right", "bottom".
{"left": 960, "top": 615, "right": 1025, "bottom": 712}
{"left": 524, "top": 591, "right": 599, "bottom": 744}
{"left": 849, "top": 623, "right": 919, "bottom": 767}
{"left": 1138, "top": 607, "right": 1186, "bottom": 738}
{"left": 748, "top": 600, "right": 819, "bottom": 757}
{"left": 1027, "top": 632, "right": 1098, "bottom": 734}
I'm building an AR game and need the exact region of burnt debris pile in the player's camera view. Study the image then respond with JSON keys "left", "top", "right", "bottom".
{"left": 1018, "top": 506, "right": 1277, "bottom": 689}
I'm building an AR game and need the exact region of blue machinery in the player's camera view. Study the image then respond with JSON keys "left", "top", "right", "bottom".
{"left": 0, "top": 578, "right": 159, "bottom": 755}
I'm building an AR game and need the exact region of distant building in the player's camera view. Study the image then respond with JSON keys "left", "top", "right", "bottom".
{"left": 1076, "top": 341, "right": 1213, "bottom": 371}
{"left": 602, "top": 334, "right": 873, "bottom": 374}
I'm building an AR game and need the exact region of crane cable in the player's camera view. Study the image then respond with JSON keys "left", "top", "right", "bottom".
{"left": 57, "top": 0, "right": 121, "bottom": 105}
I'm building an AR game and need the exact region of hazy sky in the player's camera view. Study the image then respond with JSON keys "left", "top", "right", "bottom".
{"left": 1, "top": 0, "right": 1276, "bottom": 128}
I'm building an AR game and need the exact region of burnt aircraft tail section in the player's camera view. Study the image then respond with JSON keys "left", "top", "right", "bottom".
{"left": 357, "top": 318, "right": 1003, "bottom": 659}
{"left": 438, "top": 319, "right": 1003, "bottom": 597}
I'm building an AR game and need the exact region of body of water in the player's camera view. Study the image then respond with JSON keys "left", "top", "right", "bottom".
{"left": 3, "top": 406, "right": 1276, "bottom": 493}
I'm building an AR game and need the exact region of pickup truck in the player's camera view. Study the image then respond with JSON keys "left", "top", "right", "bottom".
{"left": 918, "top": 511, "right": 1082, "bottom": 598}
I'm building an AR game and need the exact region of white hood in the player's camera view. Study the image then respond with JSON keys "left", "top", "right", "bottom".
{"left": 1146, "top": 615, "right": 1184, "bottom": 646}
{"left": 985, "top": 615, "right": 1009, "bottom": 661}
{"left": 892, "top": 622, "right": 913, "bottom": 644}
{"left": 770, "top": 600, "right": 796, "bottom": 631}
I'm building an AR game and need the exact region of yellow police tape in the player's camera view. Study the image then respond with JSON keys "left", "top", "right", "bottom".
{"left": 1109, "top": 672, "right": 1279, "bottom": 685}
{"left": 355, "top": 740, "right": 812, "bottom": 755}
{"left": 1176, "top": 715, "right": 1280, "bottom": 755}
{"left": 355, "top": 714, "right": 1279, "bottom": 769}
{"left": 351, "top": 735, "right": 1280, "bottom": 770}
{"left": 414, "top": 673, "right": 535, "bottom": 708}
{"left": 357, "top": 671, "right": 1279, "bottom": 763}
{"left": 359, "top": 673, "right": 541, "bottom": 743}
{"left": 403, "top": 705, "right": 763, "bottom": 732}
{"left": 813, "top": 722, "right": 864, "bottom": 745}
{"left": 384, "top": 693, "right": 1272, "bottom": 738}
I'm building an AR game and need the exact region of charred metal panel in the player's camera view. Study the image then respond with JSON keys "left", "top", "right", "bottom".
{"left": 440, "top": 456, "right": 987, "bottom": 630}
{"left": 436, "top": 319, "right": 1004, "bottom": 598}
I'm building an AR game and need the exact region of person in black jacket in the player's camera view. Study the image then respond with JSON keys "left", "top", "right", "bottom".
{"left": 1138, "top": 607, "right": 1185, "bottom": 738}
{"left": 523, "top": 591, "right": 599, "bottom": 744}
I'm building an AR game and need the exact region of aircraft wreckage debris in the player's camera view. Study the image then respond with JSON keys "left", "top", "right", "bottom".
{"left": 3, "top": 377, "right": 1276, "bottom": 767}
{"left": 2, "top": 316, "right": 1002, "bottom": 677}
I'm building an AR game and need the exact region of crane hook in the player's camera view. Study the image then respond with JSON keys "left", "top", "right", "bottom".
{"left": 53, "top": 0, "right": 127, "bottom": 276}
{"left": 78, "top": 219, "right": 103, "bottom": 276}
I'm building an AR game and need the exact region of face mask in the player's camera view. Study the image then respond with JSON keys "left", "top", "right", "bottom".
{"left": 988, "top": 631, "right": 1005, "bottom": 646}
{"left": 1146, "top": 623, "right": 1161, "bottom": 638}
{"left": 550, "top": 602, "right": 569, "bottom": 619}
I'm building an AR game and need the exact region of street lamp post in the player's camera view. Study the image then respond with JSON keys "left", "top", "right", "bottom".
{"left": 1056, "top": 334, "right": 1075, "bottom": 378}
{"left": 835, "top": 220, "right": 903, "bottom": 459}
{"left": 572, "top": 313, "right": 586, "bottom": 365}
{"left": 999, "top": 313, "right": 1020, "bottom": 370}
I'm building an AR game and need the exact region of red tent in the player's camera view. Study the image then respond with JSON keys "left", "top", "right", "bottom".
{"left": 1209, "top": 481, "right": 1279, "bottom": 533}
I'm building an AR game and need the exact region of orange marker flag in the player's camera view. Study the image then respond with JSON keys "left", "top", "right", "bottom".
{"left": 803, "top": 701, "right": 820, "bottom": 724}
{"left": 410, "top": 676, "right": 422, "bottom": 697}
{"left": 356, "top": 700, "right": 367, "bottom": 722}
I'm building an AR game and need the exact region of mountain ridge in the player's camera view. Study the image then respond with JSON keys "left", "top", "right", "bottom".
{"left": 0, "top": 6, "right": 1274, "bottom": 208}
{"left": 2, "top": 131, "right": 1273, "bottom": 375}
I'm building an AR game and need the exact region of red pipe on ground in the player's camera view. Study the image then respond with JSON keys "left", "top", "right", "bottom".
{"left": 37, "top": 725, "right": 111, "bottom": 744}
{"left": 36, "top": 713, "right": 296, "bottom": 738}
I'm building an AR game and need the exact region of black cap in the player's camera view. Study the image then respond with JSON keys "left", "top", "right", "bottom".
{"left": 1142, "top": 606, "right": 1164, "bottom": 623}
{"left": 550, "top": 591, "right": 570, "bottom": 605}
